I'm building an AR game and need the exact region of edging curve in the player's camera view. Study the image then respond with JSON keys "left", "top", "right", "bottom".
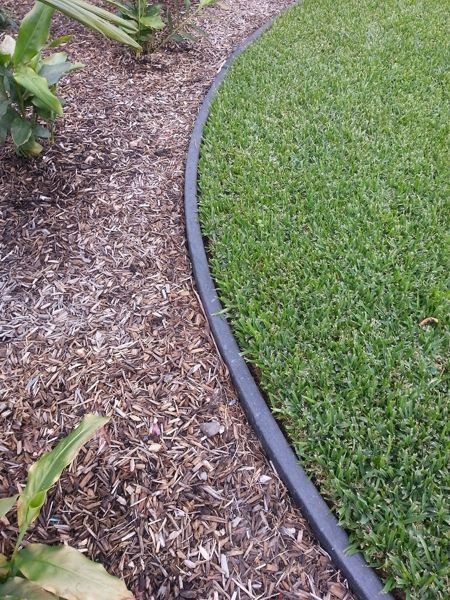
{"left": 184, "top": 9, "right": 393, "bottom": 600}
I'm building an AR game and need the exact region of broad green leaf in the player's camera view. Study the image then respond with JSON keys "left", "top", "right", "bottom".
{"left": 41, "top": 52, "right": 68, "bottom": 65}
{"left": 39, "top": 0, "right": 141, "bottom": 48}
{"left": 11, "top": 117, "right": 32, "bottom": 146}
{"left": 16, "top": 544, "right": 134, "bottom": 600}
{"left": 199, "top": 0, "right": 217, "bottom": 7}
{"left": 0, "top": 494, "right": 18, "bottom": 517}
{"left": 39, "top": 59, "right": 84, "bottom": 86}
{"left": 13, "top": 66, "right": 62, "bottom": 116}
{"left": 140, "top": 15, "right": 165, "bottom": 30}
{"left": 17, "top": 415, "right": 109, "bottom": 533}
{"left": 13, "top": 3, "right": 54, "bottom": 65}
{"left": 33, "top": 124, "right": 51, "bottom": 139}
{"left": 17, "top": 138, "right": 44, "bottom": 157}
{"left": 47, "top": 34, "right": 74, "bottom": 48}
{"left": 0, "top": 577, "right": 58, "bottom": 599}
{"left": 0, "top": 107, "right": 19, "bottom": 144}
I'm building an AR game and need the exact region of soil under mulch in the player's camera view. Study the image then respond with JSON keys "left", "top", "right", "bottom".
{"left": 0, "top": 2, "right": 353, "bottom": 598}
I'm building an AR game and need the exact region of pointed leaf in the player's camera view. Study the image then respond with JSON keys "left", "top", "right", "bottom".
{"left": 13, "top": 3, "right": 54, "bottom": 65}
{"left": 11, "top": 117, "right": 32, "bottom": 146}
{"left": 13, "top": 66, "right": 62, "bottom": 116}
{"left": 41, "top": 51, "right": 68, "bottom": 65}
{"left": 17, "top": 138, "right": 44, "bottom": 157}
{"left": 39, "top": 60, "right": 84, "bottom": 86}
{"left": 0, "top": 107, "right": 19, "bottom": 143}
{"left": 39, "top": 0, "right": 141, "bottom": 48}
{"left": 33, "top": 124, "right": 51, "bottom": 139}
{"left": 0, "top": 494, "right": 18, "bottom": 517}
{"left": 17, "top": 415, "right": 109, "bottom": 533}
{"left": 0, "top": 577, "right": 58, "bottom": 599}
{"left": 16, "top": 544, "right": 134, "bottom": 600}
{"left": 47, "top": 34, "right": 74, "bottom": 48}
{"left": 140, "top": 15, "right": 165, "bottom": 30}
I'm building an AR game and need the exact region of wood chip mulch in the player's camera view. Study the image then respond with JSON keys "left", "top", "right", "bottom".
{"left": 0, "top": 1, "right": 354, "bottom": 598}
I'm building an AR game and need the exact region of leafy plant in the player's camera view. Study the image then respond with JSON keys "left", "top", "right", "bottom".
{"left": 39, "top": 0, "right": 140, "bottom": 49}
{"left": 0, "top": 0, "right": 142, "bottom": 157}
{"left": 0, "top": 414, "right": 134, "bottom": 600}
{"left": 105, "top": 0, "right": 218, "bottom": 53}
{"left": 0, "top": 4, "right": 84, "bottom": 156}
{"left": 104, "top": 0, "right": 165, "bottom": 49}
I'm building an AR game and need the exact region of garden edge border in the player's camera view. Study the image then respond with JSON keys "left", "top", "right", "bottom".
{"left": 184, "top": 9, "right": 393, "bottom": 600}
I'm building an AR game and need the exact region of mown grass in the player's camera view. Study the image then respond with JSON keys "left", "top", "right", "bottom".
{"left": 198, "top": 0, "right": 449, "bottom": 597}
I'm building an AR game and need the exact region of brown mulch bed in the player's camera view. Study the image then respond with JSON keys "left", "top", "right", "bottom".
{"left": 0, "top": 2, "right": 354, "bottom": 598}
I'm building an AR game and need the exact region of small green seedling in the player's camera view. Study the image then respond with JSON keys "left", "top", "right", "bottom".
{"left": 0, "top": 414, "right": 134, "bottom": 600}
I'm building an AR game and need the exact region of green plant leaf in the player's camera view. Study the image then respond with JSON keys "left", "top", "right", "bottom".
{"left": 17, "top": 138, "right": 44, "bottom": 157}
{"left": 16, "top": 544, "right": 134, "bottom": 600}
{"left": 33, "top": 124, "right": 51, "bottom": 139}
{"left": 199, "top": 0, "right": 216, "bottom": 7}
{"left": 13, "top": 66, "right": 63, "bottom": 116}
{"left": 39, "top": 0, "right": 141, "bottom": 48}
{"left": 11, "top": 117, "right": 32, "bottom": 146}
{"left": 30, "top": 99, "right": 54, "bottom": 123}
{"left": 47, "top": 34, "right": 74, "bottom": 48}
{"left": 0, "top": 495, "right": 18, "bottom": 517}
{"left": 39, "top": 58, "right": 84, "bottom": 86}
{"left": 0, "top": 577, "right": 58, "bottom": 599}
{"left": 140, "top": 14, "right": 165, "bottom": 30}
{"left": 13, "top": 3, "right": 54, "bottom": 65}
{"left": 0, "top": 107, "right": 19, "bottom": 143}
{"left": 17, "top": 415, "right": 109, "bottom": 535}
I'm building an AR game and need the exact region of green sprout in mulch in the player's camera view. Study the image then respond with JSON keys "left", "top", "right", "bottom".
{"left": 198, "top": 0, "right": 449, "bottom": 597}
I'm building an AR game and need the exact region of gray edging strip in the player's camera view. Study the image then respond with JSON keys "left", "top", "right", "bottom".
{"left": 184, "top": 12, "right": 393, "bottom": 600}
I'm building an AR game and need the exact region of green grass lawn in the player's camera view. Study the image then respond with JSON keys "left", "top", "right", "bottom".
{"left": 198, "top": 0, "right": 449, "bottom": 597}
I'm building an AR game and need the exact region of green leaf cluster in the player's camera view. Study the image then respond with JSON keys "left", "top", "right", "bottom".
{"left": 105, "top": 0, "right": 218, "bottom": 53}
{"left": 0, "top": 415, "right": 134, "bottom": 599}
{"left": 0, "top": 4, "right": 83, "bottom": 156}
{"left": 40, "top": 0, "right": 140, "bottom": 49}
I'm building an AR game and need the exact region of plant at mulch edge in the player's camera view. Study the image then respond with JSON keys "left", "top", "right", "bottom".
{"left": 0, "top": 4, "right": 84, "bottom": 157}
{"left": 0, "top": 0, "right": 141, "bottom": 157}
{"left": 104, "top": 0, "right": 218, "bottom": 53}
{"left": 104, "top": 0, "right": 165, "bottom": 48}
{"left": 0, "top": 414, "right": 134, "bottom": 600}
{"left": 39, "top": 0, "right": 140, "bottom": 48}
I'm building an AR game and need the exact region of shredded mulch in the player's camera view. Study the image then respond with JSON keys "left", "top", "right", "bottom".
{"left": 0, "top": 2, "right": 354, "bottom": 598}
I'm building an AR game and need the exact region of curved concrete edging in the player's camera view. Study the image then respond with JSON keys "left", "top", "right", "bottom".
{"left": 184, "top": 9, "right": 393, "bottom": 600}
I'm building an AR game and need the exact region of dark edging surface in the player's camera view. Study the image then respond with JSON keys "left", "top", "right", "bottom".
{"left": 184, "top": 10, "right": 393, "bottom": 600}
